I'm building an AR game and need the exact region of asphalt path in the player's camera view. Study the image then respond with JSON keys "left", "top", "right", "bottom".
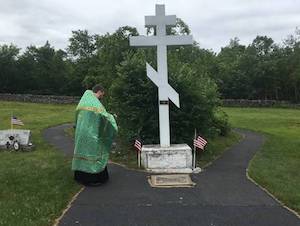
{"left": 43, "top": 124, "right": 300, "bottom": 226}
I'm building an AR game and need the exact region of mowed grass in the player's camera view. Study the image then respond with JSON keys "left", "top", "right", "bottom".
{"left": 224, "top": 107, "right": 300, "bottom": 214}
{"left": 0, "top": 101, "right": 80, "bottom": 226}
{"left": 0, "top": 100, "right": 241, "bottom": 225}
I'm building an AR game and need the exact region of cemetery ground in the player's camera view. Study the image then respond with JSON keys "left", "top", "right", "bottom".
{"left": 0, "top": 101, "right": 299, "bottom": 225}
{"left": 224, "top": 107, "right": 300, "bottom": 214}
{"left": 0, "top": 101, "right": 238, "bottom": 226}
{"left": 0, "top": 101, "right": 80, "bottom": 226}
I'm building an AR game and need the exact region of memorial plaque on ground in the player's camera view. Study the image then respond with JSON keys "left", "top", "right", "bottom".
{"left": 148, "top": 174, "right": 195, "bottom": 188}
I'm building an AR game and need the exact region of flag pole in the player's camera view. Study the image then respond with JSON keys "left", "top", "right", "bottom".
{"left": 134, "top": 139, "right": 142, "bottom": 168}
{"left": 10, "top": 112, "right": 13, "bottom": 130}
{"left": 193, "top": 128, "right": 196, "bottom": 169}
{"left": 138, "top": 149, "right": 141, "bottom": 168}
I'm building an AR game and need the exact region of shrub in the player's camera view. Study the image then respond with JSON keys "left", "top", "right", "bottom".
{"left": 110, "top": 48, "right": 230, "bottom": 147}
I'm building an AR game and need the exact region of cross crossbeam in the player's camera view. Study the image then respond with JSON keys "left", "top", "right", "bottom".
{"left": 130, "top": 35, "right": 193, "bottom": 47}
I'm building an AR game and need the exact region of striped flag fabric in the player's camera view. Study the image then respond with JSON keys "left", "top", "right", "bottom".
{"left": 193, "top": 135, "right": 207, "bottom": 150}
{"left": 11, "top": 116, "right": 24, "bottom": 126}
{"left": 134, "top": 139, "right": 142, "bottom": 152}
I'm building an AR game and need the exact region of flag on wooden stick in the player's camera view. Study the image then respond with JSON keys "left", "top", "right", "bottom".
{"left": 193, "top": 135, "right": 207, "bottom": 150}
{"left": 11, "top": 116, "right": 24, "bottom": 126}
{"left": 134, "top": 139, "right": 142, "bottom": 168}
{"left": 134, "top": 139, "right": 142, "bottom": 152}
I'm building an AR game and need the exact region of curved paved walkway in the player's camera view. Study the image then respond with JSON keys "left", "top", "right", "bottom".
{"left": 44, "top": 124, "right": 300, "bottom": 226}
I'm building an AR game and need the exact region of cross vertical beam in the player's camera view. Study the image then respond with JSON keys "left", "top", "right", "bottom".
{"left": 157, "top": 44, "right": 169, "bottom": 146}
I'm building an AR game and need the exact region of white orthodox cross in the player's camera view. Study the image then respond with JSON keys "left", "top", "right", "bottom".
{"left": 130, "top": 4, "right": 193, "bottom": 147}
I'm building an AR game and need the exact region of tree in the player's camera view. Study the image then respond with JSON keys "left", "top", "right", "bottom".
{"left": 68, "top": 30, "right": 96, "bottom": 59}
{"left": 216, "top": 38, "right": 250, "bottom": 98}
{"left": 282, "top": 30, "right": 300, "bottom": 102}
{"left": 89, "top": 26, "right": 139, "bottom": 94}
{"left": 18, "top": 42, "right": 71, "bottom": 94}
{"left": 249, "top": 36, "right": 277, "bottom": 99}
{"left": 0, "top": 44, "right": 20, "bottom": 93}
{"left": 67, "top": 30, "right": 97, "bottom": 95}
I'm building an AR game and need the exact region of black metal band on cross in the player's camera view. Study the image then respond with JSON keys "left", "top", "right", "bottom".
{"left": 159, "top": 100, "right": 169, "bottom": 105}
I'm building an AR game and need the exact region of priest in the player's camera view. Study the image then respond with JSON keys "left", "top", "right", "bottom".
{"left": 72, "top": 84, "right": 118, "bottom": 186}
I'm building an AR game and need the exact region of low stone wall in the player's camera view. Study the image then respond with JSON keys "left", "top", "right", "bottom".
{"left": 1, "top": 93, "right": 299, "bottom": 107}
{"left": 0, "top": 93, "right": 80, "bottom": 104}
{"left": 222, "top": 99, "right": 300, "bottom": 108}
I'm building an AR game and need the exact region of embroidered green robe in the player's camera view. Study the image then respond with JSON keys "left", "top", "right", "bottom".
{"left": 72, "top": 90, "right": 118, "bottom": 173}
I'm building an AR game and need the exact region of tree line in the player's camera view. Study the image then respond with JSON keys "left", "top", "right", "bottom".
{"left": 0, "top": 22, "right": 299, "bottom": 142}
{"left": 216, "top": 33, "right": 300, "bottom": 103}
{"left": 1, "top": 26, "right": 299, "bottom": 102}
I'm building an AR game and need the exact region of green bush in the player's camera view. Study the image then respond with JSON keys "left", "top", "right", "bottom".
{"left": 110, "top": 50, "right": 159, "bottom": 144}
{"left": 212, "top": 109, "right": 230, "bottom": 136}
{"left": 110, "top": 48, "right": 230, "bottom": 147}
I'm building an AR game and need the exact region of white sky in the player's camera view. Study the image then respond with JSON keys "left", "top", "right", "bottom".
{"left": 0, "top": 0, "right": 299, "bottom": 52}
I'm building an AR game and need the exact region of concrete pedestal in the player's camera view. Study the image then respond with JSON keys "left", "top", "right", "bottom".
{"left": 141, "top": 144, "right": 193, "bottom": 173}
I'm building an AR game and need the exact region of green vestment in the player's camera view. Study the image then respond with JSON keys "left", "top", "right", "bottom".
{"left": 72, "top": 90, "right": 118, "bottom": 173}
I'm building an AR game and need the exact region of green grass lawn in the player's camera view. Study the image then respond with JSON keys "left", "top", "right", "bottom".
{"left": 0, "top": 101, "right": 240, "bottom": 225}
{"left": 3, "top": 101, "right": 299, "bottom": 223}
{"left": 0, "top": 101, "right": 79, "bottom": 226}
{"left": 224, "top": 107, "right": 300, "bottom": 214}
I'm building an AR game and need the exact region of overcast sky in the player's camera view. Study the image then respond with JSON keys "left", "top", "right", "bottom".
{"left": 0, "top": 0, "right": 299, "bottom": 52}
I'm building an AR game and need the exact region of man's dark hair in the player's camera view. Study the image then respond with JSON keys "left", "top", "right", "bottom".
{"left": 92, "top": 84, "right": 104, "bottom": 93}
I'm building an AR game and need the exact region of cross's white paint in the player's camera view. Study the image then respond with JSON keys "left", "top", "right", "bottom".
{"left": 130, "top": 4, "right": 193, "bottom": 147}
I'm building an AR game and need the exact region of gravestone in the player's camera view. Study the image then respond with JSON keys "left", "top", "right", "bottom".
{"left": 130, "top": 4, "right": 194, "bottom": 173}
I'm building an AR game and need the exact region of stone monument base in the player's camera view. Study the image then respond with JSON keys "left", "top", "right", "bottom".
{"left": 141, "top": 144, "right": 193, "bottom": 173}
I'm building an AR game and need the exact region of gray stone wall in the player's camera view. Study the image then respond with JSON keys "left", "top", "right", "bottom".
{"left": 0, "top": 93, "right": 80, "bottom": 104}
{"left": 222, "top": 99, "right": 300, "bottom": 108}
{"left": 1, "top": 93, "right": 299, "bottom": 107}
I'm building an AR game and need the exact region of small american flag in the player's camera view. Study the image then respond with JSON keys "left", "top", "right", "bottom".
{"left": 134, "top": 139, "right": 142, "bottom": 152}
{"left": 193, "top": 135, "right": 207, "bottom": 150}
{"left": 11, "top": 116, "right": 24, "bottom": 126}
